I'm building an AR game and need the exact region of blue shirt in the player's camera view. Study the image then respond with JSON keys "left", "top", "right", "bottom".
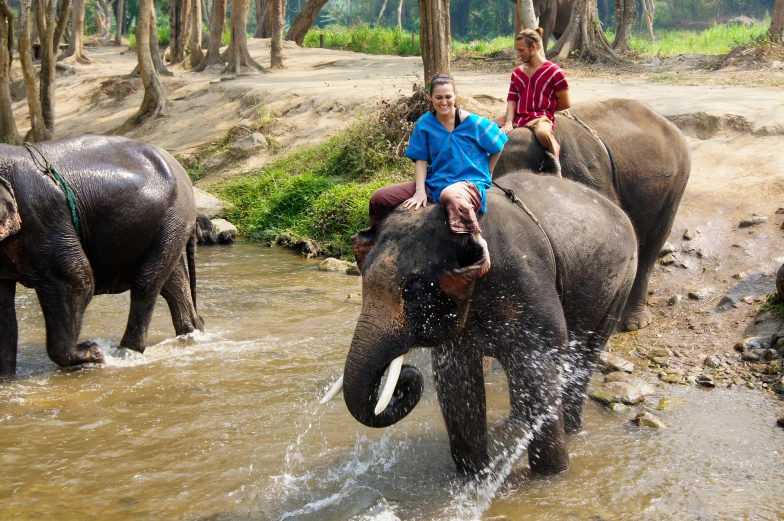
{"left": 404, "top": 111, "right": 507, "bottom": 212}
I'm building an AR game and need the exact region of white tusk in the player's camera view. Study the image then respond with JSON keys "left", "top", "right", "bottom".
{"left": 374, "top": 355, "right": 404, "bottom": 416}
{"left": 319, "top": 374, "right": 344, "bottom": 405}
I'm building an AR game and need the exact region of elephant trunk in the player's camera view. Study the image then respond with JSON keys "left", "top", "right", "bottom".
{"left": 342, "top": 314, "right": 423, "bottom": 428}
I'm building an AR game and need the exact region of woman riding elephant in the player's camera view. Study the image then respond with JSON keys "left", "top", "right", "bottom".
{"left": 0, "top": 135, "right": 202, "bottom": 375}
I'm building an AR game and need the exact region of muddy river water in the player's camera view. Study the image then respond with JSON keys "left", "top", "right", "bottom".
{"left": 2, "top": 242, "right": 783, "bottom": 520}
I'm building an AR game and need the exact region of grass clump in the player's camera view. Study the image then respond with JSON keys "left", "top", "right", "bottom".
{"left": 212, "top": 103, "right": 423, "bottom": 257}
{"left": 761, "top": 292, "right": 784, "bottom": 319}
{"left": 304, "top": 23, "right": 421, "bottom": 55}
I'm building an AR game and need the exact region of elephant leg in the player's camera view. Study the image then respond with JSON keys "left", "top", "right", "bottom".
{"left": 0, "top": 280, "right": 18, "bottom": 376}
{"left": 620, "top": 243, "right": 656, "bottom": 332}
{"left": 432, "top": 341, "right": 488, "bottom": 474}
{"left": 36, "top": 280, "right": 103, "bottom": 368}
{"left": 160, "top": 257, "right": 204, "bottom": 336}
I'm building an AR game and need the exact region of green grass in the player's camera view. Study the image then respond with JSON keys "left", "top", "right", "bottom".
{"left": 211, "top": 118, "right": 413, "bottom": 258}
{"left": 761, "top": 292, "right": 784, "bottom": 319}
{"left": 607, "top": 19, "right": 771, "bottom": 57}
{"left": 303, "top": 23, "right": 421, "bottom": 55}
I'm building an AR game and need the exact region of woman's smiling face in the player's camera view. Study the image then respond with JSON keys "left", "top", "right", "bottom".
{"left": 430, "top": 84, "right": 456, "bottom": 117}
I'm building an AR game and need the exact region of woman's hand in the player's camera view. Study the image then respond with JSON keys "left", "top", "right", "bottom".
{"left": 403, "top": 190, "right": 428, "bottom": 210}
{"left": 500, "top": 121, "right": 514, "bottom": 134}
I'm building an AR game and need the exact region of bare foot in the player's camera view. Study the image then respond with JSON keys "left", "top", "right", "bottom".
{"left": 474, "top": 233, "right": 491, "bottom": 277}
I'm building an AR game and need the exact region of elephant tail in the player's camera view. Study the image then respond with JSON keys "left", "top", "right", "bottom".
{"left": 187, "top": 229, "right": 198, "bottom": 315}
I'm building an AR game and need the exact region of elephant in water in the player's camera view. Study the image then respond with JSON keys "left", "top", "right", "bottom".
{"left": 494, "top": 99, "right": 691, "bottom": 331}
{"left": 0, "top": 135, "right": 203, "bottom": 375}
{"left": 323, "top": 171, "right": 637, "bottom": 475}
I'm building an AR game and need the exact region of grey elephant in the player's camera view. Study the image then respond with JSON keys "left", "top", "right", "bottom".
{"left": 536, "top": 0, "right": 572, "bottom": 51}
{"left": 0, "top": 135, "right": 203, "bottom": 375}
{"left": 323, "top": 171, "right": 637, "bottom": 475}
{"left": 495, "top": 99, "right": 690, "bottom": 331}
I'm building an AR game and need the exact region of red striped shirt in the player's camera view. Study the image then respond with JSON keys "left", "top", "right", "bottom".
{"left": 506, "top": 61, "right": 569, "bottom": 127}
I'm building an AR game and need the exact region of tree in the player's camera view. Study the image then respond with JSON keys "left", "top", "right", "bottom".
{"left": 95, "top": 0, "right": 112, "bottom": 40}
{"left": 34, "top": 0, "right": 61, "bottom": 136}
{"left": 195, "top": 0, "right": 226, "bottom": 70}
{"left": 516, "top": 0, "right": 545, "bottom": 60}
{"left": 189, "top": 0, "right": 204, "bottom": 67}
{"left": 59, "top": 0, "right": 93, "bottom": 63}
{"left": 115, "top": 0, "right": 167, "bottom": 132}
{"left": 286, "top": 0, "right": 328, "bottom": 45}
{"left": 641, "top": 0, "right": 655, "bottom": 40}
{"left": 270, "top": 0, "right": 284, "bottom": 68}
{"left": 254, "top": 0, "right": 271, "bottom": 38}
{"left": 771, "top": 0, "right": 783, "bottom": 42}
{"left": 19, "top": 0, "right": 47, "bottom": 140}
{"left": 224, "top": 0, "right": 267, "bottom": 73}
{"left": 0, "top": 0, "right": 18, "bottom": 144}
{"left": 114, "top": 0, "right": 125, "bottom": 45}
{"left": 396, "top": 0, "right": 403, "bottom": 30}
{"left": 612, "top": 0, "right": 635, "bottom": 52}
{"left": 418, "top": 0, "right": 450, "bottom": 84}
{"left": 548, "top": 0, "right": 620, "bottom": 62}
{"left": 169, "top": 0, "right": 191, "bottom": 63}
{"left": 53, "top": 0, "right": 71, "bottom": 51}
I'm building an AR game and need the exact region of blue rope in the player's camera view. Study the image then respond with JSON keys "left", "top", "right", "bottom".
{"left": 23, "top": 142, "right": 83, "bottom": 242}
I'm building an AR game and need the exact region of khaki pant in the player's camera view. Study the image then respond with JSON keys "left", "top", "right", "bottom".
{"left": 369, "top": 181, "right": 482, "bottom": 234}
{"left": 525, "top": 115, "right": 560, "bottom": 158}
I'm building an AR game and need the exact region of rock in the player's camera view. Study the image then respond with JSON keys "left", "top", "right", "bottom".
{"left": 632, "top": 412, "right": 667, "bottom": 429}
{"left": 650, "top": 347, "right": 673, "bottom": 358}
{"left": 346, "top": 263, "right": 361, "bottom": 276}
{"left": 764, "top": 349, "right": 777, "bottom": 361}
{"left": 668, "top": 294, "right": 682, "bottom": 306}
{"left": 641, "top": 55, "right": 661, "bottom": 66}
{"left": 651, "top": 356, "right": 670, "bottom": 367}
{"left": 777, "top": 417, "right": 784, "bottom": 428}
{"left": 732, "top": 272, "right": 748, "bottom": 280}
{"left": 318, "top": 257, "right": 352, "bottom": 272}
{"left": 767, "top": 360, "right": 782, "bottom": 374}
{"left": 660, "top": 374, "right": 682, "bottom": 384}
{"left": 299, "top": 238, "right": 319, "bottom": 258}
{"left": 739, "top": 216, "right": 768, "bottom": 228}
{"left": 607, "top": 402, "right": 629, "bottom": 412}
{"left": 195, "top": 214, "right": 218, "bottom": 245}
{"left": 734, "top": 341, "right": 745, "bottom": 352}
{"left": 604, "top": 371, "right": 631, "bottom": 382}
{"left": 236, "top": 118, "right": 253, "bottom": 129}
{"left": 742, "top": 351, "right": 761, "bottom": 362}
{"left": 193, "top": 187, "right": 226, "bottom": 219}
{"left": 682, "top": 229, "right": 696, "bottom": 240}
{"left": 695, "top": 375, "right": 715, "bottom": 388}
{"left": 660, "top": 242, "right": 677, "bottom": 256}
{"left": 203, "top": 152, "right": 228, "bottom": 170}
{"left": 703, "top": 355, "right": 722, "bottom": 368}
{"left": 647, "top": 296, "right": 669, "bottom": 307}
{"left": 659, "top": 253, "right": 677, "bottom": 265}
{"left": 688, "top": 287, "right": 714, "bottom": 300}
{"left": 589, "top": 380, "right": 650, "bottom": 405}
{"left": 598, "top": 351, "right": 635, "bottom": 373}
{"left": 656, "top": 397, "right": 672, "bottom": 410}
{"left": 231, "top": 132, "right": 268, "bottom": 151}
{"left": 773, "top": 61, "right": 784, "bottom": 70}
{"left": 742, "top": 335, "right": 772, "bottom": 351}
{"left": 676, "top": 259, "right": 691, "bottom": 269}
{"left": 210, "top": 218, "right": 237, "bottom": 244}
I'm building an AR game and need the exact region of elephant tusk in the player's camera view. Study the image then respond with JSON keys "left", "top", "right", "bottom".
{"left": 319, "top": 374, "right": 344, "bottom": 405}
{"left": 374, "top": 354, "right": 404, "bottom": 416}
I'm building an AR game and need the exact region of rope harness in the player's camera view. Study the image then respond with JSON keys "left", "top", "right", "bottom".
{"left": 559, "top": 109, "right": 617, "bottom": 190}
{"left": 491, "top": 180, "right": 557, "bottom": 278}
{"left": 24, "top": 142, "right": 82, "bottom": 242}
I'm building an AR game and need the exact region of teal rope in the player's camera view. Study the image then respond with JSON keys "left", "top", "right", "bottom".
{"left": 23, "top": 142, "right": 83, "bottom": 242}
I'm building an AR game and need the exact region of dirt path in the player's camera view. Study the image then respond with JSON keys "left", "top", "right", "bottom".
{"left": 15, "top": 40, "right": 784, "bottom": 391}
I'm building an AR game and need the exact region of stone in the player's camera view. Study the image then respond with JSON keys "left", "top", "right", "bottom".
{"left": 651, "top": 356, "right": 670, "bottom": 367}
{"left": 604, "top": 371, "right": 631, "bottom": 382}
{"left": 742, "top": 335, "right": 772, "bottom": 351}
{"left": 210, "top": 218, "right": 237, "bottom": 244}
{"left": 659, "top": 253, "right": 677, "bottom": 265}
{"left": 318, "top": 257, "right": 352, "bottom": 272}
{"left": 688, "top": 288, "right": 714, "bottom": 300}
{"left": 647, "top": 296, "right": 669, "bottom": 307}
{"left": 732, "top": 272, "right": 747, "bottom": 280}
{"left": 607, "top": 402, "right": 629, "bottom": 412}
{"left": 739, "top": 217, "right": 768, "bottom": 228}
{"left": 657, "top": 397, "right": 672, "bottom": 410}
{"left": 598, "top": 351, "right": 635, "bottom": 373}
{"left": 660, "top": 242, "right": 677, "bottom": 256}
{"left": 682, "top": 229, "right": 696, "bottom": 240}
{"left": 742, "top": 351, "right": 761, "bottom": 362}
{"left": 193, "top": 187, "right": 226, "bottom": 219}
{"left": 346, "top": 263, "right": 361, "bottom": 276}
{"left": 660, "top": 374, "right": 682, "bottom": 384}
{"left": 641, "top": 55, "right": 661, "bottom": 67}
{"left": 764, "top": 349, "right": 777, "bottom": 361}
{"left": 632, "top": 412, "right": 667, "bottom": 429}
{"left": 299, "top": 238, "right": 319, "bottom": 258}
{"left": 767, "top": 360, "right": 782, "bottom": 374}
{"left": 695, "top": 375, "right": 715, "bottom": 388}
{"left": 776, "top": 208, "right": 784, "bottom": 215}
{"left": 703, "top": 355, "right": 722, "bottom": 369}
{"left": 236, "top": 118, "right": 253, "bottom": 129}
{"left": 676, "top": 259, "right": 691, "bottom": 269}
{"left": 650, "top": 347, "right": 673, "bottom": 358}
{"left": 778, "top": 417, "right": 784, "bottom": 428}
{"left": 668, "top": 295, "right": 682, "bottom": 306}
{"left": 588, "top": 380, "right": 650, "bottom": 405}
{"left": 195, "top": 214, "right": 218, "bottom": 245}
{"left": 231, "top": 132, "right": 268, "bottom": 151}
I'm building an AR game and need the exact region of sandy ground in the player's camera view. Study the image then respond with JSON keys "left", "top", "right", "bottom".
{"left": 12, "top": 39, "right": 784, "bottom": 389}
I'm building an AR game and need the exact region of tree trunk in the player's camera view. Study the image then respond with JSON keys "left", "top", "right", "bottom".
{"left": 549, "top": 0, "right": 620, "bottom": 62}
{"left": 0, "top": 0, "right": 18, "bottom": 144}
{"left": 195, "top": 0, "right": 226, "bottom": 70}
{"left": 612, "top": 0, "right": 635, "bottom": 52}
{"left": 397, "top": 0, "right": 403, "bottom": 30}
{"left": 34, "top": 0, "right": 57, "bottom": 136}
{"left": 19, "top": 0, "right": 47, "bottom": 141}
{"left": 418, "top": 0, "right": 450, "bottom": 85}
{"left": 771, "top": 0, "right": 784, "bottom": 42}
{"left": 169, "top": 0, "right": 191, "bottom": 63}
{"left": 285, "top": 0, "right": 327, "bottom": 45}
{"left": 641, "top": 0, "right": 654, "bottom": 40}
{"left": 114, "top": 0, "right": 125, "bottom": 45}
{"left": 59, "top": 0, "right": 92, "bottom": 63}
{"left": 224, "top": 0, "right": 267, "bottom": 73}
{"left": 189, "top": 0, "right": 204, "bottom": 67}
{"left": 377, "top": 0, "right": 388, "bottom": 26}
{"left": 148, "top": 5, "right": 171, "bottom": 75}
{"left": 96, "top": 0, "right": 112, "bottom": 39}
{"left": 254, "top": 0, "right": 270, "bottom": 38}
{"left": 516, "top": 0, "right": 545, "bottom": 59}
{"left": 115, "top": 0, "right": 166, "bottom": 132}
{"left": 53, "top": 0, "right": 71, "bottom": 54}
{"left": 270, "top": 0, "right": 284, "bottom": 68}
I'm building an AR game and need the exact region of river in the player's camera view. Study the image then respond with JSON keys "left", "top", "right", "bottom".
{"left": 1, "top": 242, "right": 783, "bottom": 520}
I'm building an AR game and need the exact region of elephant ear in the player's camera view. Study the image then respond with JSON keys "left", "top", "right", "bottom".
{"left": 0, "top": 176, "right": 21, "bottom": 242}
{"left": 437, "top": 235, "right": 487, "bottom": 304}
{"left": 351, "top": 228, "right": 377, "bottom": 273}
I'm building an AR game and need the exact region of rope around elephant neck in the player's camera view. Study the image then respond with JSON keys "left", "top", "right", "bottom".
{"left": 23, "top": 142, "right": 82, "bottom": 242}
{"left": 559, "top": 109, "right": 601, "bottom": 140}
{"left": 491, "top": 180, "right": 557, "bottom": 277}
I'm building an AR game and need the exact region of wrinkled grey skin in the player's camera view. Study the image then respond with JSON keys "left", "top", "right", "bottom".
{"left": 535, "top": 0, "right": 572, "bottom": 51}
{"left": 344, "top": 172, "right": 637, "bottom": 475}
{"left": 0, "top": 135, "right": 203, "bottom": 375}
{"left": 495, "top": 99, "right": 690, "bottom": 332}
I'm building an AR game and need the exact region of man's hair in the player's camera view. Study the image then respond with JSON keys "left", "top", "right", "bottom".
{"left": 516, "top": 28, "right": 544, "bottom": 46}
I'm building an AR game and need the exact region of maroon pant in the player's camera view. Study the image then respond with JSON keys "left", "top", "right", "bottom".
{"left": 369, "top": 181, "right": 483, "bottom": 234}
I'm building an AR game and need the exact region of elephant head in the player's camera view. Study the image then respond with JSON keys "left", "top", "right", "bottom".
{"left": 0, "top": 177, "right": 21, "bottom": 242}
{"left": 333, "top": 206, "right": 487, "bottom": 428}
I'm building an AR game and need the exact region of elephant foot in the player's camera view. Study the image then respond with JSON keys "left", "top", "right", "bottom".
{"left": 564, "top": 413, "right": 582, "bottom": 434}
{"left": 620, "top": 307, "right": 653, "bottom": 332}
{"left": 74, "top": 341, "right": 105, "bottom": 366}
